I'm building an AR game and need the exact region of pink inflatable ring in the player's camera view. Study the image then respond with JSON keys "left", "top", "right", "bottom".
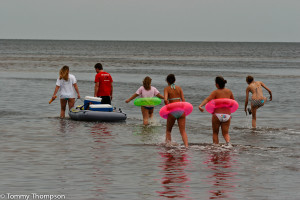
{"left": 159, "top": 102, "right": 193, "bottom": 119}
{"left": 205, "top": 98, "right": 239, "bottom": 114}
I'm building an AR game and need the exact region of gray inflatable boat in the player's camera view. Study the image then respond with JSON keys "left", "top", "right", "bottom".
{"left": 69, "top": 103, "right": 127, "bottom": 122}
{"left": 69, "top": 108, "right": 127, "bottom": 122}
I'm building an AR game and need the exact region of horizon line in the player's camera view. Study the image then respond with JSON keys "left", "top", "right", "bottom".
{"left": 0, "top": 38, "right": 299, "bottom": 44}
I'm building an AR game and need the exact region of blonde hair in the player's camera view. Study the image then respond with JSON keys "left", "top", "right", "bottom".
{"left": 143, "top": 76, "right": 152, "bottom": 90}
{"left": 59, "top": 66, "right": 69, "bottom": 81}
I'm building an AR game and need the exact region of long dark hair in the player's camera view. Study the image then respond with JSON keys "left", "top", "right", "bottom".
{"left": 215, "top": 76, "right": 227, "bottom": 89}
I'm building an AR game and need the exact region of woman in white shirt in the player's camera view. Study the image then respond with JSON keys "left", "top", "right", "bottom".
{"left": 51, "top": 66, "right": 80, "bottom": 118}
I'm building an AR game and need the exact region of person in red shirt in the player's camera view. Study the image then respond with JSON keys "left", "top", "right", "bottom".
{"left": 94, "top": 63, "right": 113, "bottom": 104}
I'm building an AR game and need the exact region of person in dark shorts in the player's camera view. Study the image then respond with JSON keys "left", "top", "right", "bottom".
{"left": 125, "top": 76, "right": 164, "bottom": 125}
{"left": 94, "top": 63, "right": 113, "bottom": 104}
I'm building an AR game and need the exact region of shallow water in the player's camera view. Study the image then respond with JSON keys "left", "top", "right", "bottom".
{"left": 0, "top": 40, "right": 299, "bottom": 199}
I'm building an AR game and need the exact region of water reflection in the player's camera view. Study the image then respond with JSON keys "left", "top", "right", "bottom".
{"left": 157, "top": 149, "right": 191, "bottom": 199}
{"left": 203, "top": 150, "right": 237, "bottom": 199}
{"left": 89, "top": 123, "right": 113, "bottom": 198}
{"left": 90, "top": 123, "right": 113, "bottom": 143}
{"left": 58, "top": 118, "right": 78, "bottom": 134}
{"left": 132, "top": 125, "right": 161, "bottom": 143}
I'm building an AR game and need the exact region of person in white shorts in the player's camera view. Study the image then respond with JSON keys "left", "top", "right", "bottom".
{"left": 198, "top": 76, "right": 235, "bottom": 145}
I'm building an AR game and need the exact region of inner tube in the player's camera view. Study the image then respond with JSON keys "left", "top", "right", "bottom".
{"left": 159, "top": 102, "right": 193, "bottom": 119}
{"left": 134, "top": 97, "right": 162, "bottom": 106}
{"left": 205, "top": 98, "right": 239, "bottom": 114}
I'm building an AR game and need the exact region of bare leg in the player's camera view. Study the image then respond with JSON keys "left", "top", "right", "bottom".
{"left": 148, "top": 108, "right": 154, "bottom": 123}
{"left": 68, "top": 98, "right": 75, "bottom": 109}
{"left": 166, "top": 115, "right": 176, "bottom": 144}
{"left": 212, "top": 115, "right": 221, "bottom": 144}
{"left": 263, "top": 96, "right": 267, "bottom": 104}
{"left": 60, "top": 99, "right": 67, "bottom": 118}
{"left": 177, "top": 115, "right": 188, "bottom": 147}
{"left": 251, "top": 106, "right": 257, "bottom": 128}
{"left": 221, "top": 118, "right": 231, "bottom": 143}
{"left": 141, "top": 107, "right": 149, "bottom": 125}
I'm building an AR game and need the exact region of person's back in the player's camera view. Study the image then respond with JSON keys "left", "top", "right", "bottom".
{"left": 137, "top": 86, "right": 159, "bottom": 98}
{"left": 95, "top": 71, "right": 113, "bottom": 96}
{"left": 212, "top": 88, "right": 234, "bottom": 114}
{"left": 125, "top": 76, "right": 164, "bottom": 125}
{"left": 163, "top": 74, "right": 188, "bottom": 147}
{"left": 58, "top": 74, "right": 77, "bottom": 98}
{"left": 247, "top": 81, "right": 265, "bottom": 100}
{"left": 198, "top": 76, "right": 234, "bottom": 145}
{"left": 94, "top": 63, "right": 113, "bottom": 104}
{"left": 245, "top": 75, "right": 272, "bottom": 128}
{"left": 51, "top": 65, "right": 80, "bottom": 118}
{"left": 165, "top": 85, "right": 184, "bottom": 103}
{"left": 214, "top": 88, "right": 233, "bottom": 99}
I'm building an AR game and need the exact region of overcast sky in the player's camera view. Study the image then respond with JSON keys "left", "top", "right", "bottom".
{"left": 1, "top": 0, "right": 299, "bottom": 42}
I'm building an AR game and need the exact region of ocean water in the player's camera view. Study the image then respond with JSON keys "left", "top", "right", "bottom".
{"left": 0, "top": 40, "right": 299, "bottom": 200}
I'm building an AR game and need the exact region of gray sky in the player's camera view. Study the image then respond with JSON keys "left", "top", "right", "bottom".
{"left": 1, "top": 0, "right": 299, "bottom": 42}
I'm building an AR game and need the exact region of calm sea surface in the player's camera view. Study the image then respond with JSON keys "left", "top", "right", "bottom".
{"left": 0, "top": 40, "right": 299, "bottom": 200}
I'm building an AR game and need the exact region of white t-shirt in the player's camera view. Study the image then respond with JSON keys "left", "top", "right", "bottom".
{"left": 136, "top": 86, "right": 160, "bottom": 98}
{"left": 56, "top": 74, "right": 77, "bottom": 99}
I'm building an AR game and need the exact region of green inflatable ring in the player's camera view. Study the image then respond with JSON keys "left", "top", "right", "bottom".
{"left": 134, "top": 97, "right": 162, "bottom": 106}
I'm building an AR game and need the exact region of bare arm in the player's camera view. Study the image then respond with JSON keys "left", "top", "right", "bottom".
{"left": 110, "top": 83, "right": 113, "bottom": 100}
{"left": 52, "top": 85, "right": 60, "bottom": 100}
{"left": 94, "top": 82, "right": 99, "bottom": 97}
{"left": 73, "top": 83, "right": 80, "bottom": 99}
{"left": 156, "top": 93, "right": 164, "bottom": 99}
{"left": 261, "top": 82, "right": 272, "bottom": 101}
{"left": 164, "top": 87, "right": 169, "bottom": 105}
{"left": 180, "top": 87, "right": 185, "bottom": 102}
{"left": 244, "top": 87, "right": 250, "bottom": 115}
{"left": 125, "top": 93, "right": 139, "bottom": 103}
{"left": 230, "top": 90, "right": 235, "bottom": 100}
{"left": 198, "top": 91, "right": 216, "bottom": 112}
